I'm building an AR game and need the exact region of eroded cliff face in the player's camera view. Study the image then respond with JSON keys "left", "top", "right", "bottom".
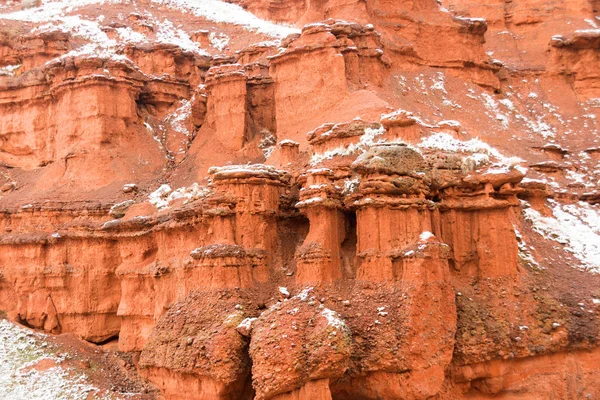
{"left": 0, "top": 0, "right": 599, "bottom": 399}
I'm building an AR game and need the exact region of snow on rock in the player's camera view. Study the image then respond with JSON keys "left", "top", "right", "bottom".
{"left": 481, "top": 91, "right": 555, "bottom": 136}
{"left": 320, "top": 307, "right": 348, "bottom": 331}
{"left": 149, "top": 0, "right": 299, "bottom": 37}
{"left": 115, "top": 26, "right": 147, "bottom": 43}
{"left": 341, "top": 178, "right": 360, "bottom": 196}
{"left": 33, "top": 15, "right": 115, "bottom": 46}
{"left": 297, "top": 287, "right": 313, "bottom": 301}
{"left": 209, "top": 31, "right": 230, "bottom": 51}
{"left": 310, "top": 124, "right": 385, "bottom": 165}
{"left": 0, "top": 0, "right": 114, "bottom": 23}
{"left": 154, "top": 17, "right": 205, "bottom": 52}
{"left": 418, "top": 132, "right": 523, "bottom": 169}
{"left": 166, "top": 99, "right": 193, "bottom": 137}
{"left": 381, "top": 109, "right": 435, "bottom": 128}
{"left": 277, "top": 287, "right": 348, "bottom": 334}
{"left": 454, "top": 16, "right": 487, "bottom": 23}
{"left": 574, "top": 28, "right": 600, "bottom": 35}
{"left": 0, "top": 0, "right": 298, "bottom": 38}
{"left": 0, "top": 0, "right": 297, "bottom": 64}
{"left": 429, "top": 72, "right": 448, "bottom": 94}
{"left": 148, "top": 184, "right": 173, "bottom": 209}
{"left": 26, "top": 14, "right": 148, "bottom": 63}
{"left": 437, "top": 120, "right": 461, "bottom": 129}
{"left": 0, "top": 319, "right": 106, "bottom": 400}
{"left": 566, "top": 169, "right": 594, "bottom": 188}
{"left": 419, "top": 231, "right": 434, "bottom": 241}
{"left": 522, "top": 200, "right": 600, "bottom": 272}
{"left": 0, "top": 64, "right": 22, "bottom": 77}
{"left": 278, "top": 139, "right": 299, "bottom": 146}
{"left": 236, "top": 317, "right": 257, "bottom": 337}
{"left": 295, "top": 196, "right": 326, "bottom": 208}
{"left": 515, "top": 228, "right": 543, "bottom": 270}
{"left": 149, "top": 183, "right": 211, "bottom": 209}
{"left": 167, "top": 183, "right": 211, "bottom": 203}
{"left": 419, "top": 132, "right": 501, "bottom": 157}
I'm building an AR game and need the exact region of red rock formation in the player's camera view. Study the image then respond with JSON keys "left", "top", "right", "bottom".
{"left": 450, "top": 347, "right": 600, "bottom": 397}
{"left": 295, "top": 168, "right": 345, "bottom": 283}
{"left": 1, "top": 232, "right": 122, "bottom": 342}
{"left": 269, "top": 26, "right": 348, "bottom": 143}
{"left": 1, "top": 0, "right": 600, "bottom": 398}
{"left": 351, "top": 144, "right": 435, "bottom": 281}
{"left": 233, "top": 0, "right": 499, "bottom": 87}
{"left": 139, "top": 291, "right": 258, "bottom": 400}
{"left": 0, "top": 31, "right": 70, "bottom": 72}
{"left": 249, "top": 291, "right": 352, "bottom": 399}
{"left": 203, "top": 65, "right": 248, "bottom": 151}
{"left": 438, "top": 169, "right": 523, "bottom": 279}
{"left": 548, "top": 30, "right": 600, "bottom": 99}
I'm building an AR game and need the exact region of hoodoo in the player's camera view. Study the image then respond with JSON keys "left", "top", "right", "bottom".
{"left": 0, "top": 0, "right": 599, "bottom": 398}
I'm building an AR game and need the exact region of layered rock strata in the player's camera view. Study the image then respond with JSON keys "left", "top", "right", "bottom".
{"left": 0, "top": 0, "right": 599, "bottom": 398}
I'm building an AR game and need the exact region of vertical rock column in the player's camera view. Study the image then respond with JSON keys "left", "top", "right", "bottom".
{"left": 398, "top": 233, "right": 457, "bottom": 399}
{"left": 295, "top": 168, "right": 346, "bottom": 284}
{"left": 439, "top": 170, "right": 523, "bottom": 278}
{"left": 186, "top": 196, "right": 255, "bottom": 290}
{"left": 336, "top": 144, "right": 456, "bottom": 399}
{"left": 351, "top": 144, "right": 435, "bottom": 281}
{"left": 277, "top": 139, "right": 300, "bottom": 166}
{"left": 379, "top": 109, "right": 423, "bottom": 143}
{"left": 187, "top": 164, "right": 291, "bottom": 289}
{"left": 204, "top": 64, "right": 248, "bottom": 151}
{"left": 116, "top": 236, "right": 163, "bottom": 352}
{"left": 269, "top": 24, "right": 347, "bottom": 142}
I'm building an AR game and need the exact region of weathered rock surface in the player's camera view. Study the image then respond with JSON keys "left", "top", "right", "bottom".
{"left": 139, "top": 291, "right": 258, "bottom": 400}
{"left": 0, "top": 0, "right": 599, "bottom": 398}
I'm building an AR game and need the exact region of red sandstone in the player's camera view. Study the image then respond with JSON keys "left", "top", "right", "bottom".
{"left": 1, "top": 0, "right": 600, "bottom": 398}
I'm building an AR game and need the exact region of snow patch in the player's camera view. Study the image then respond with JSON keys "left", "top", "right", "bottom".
{"left": 1, "top": 0, "right": 298, "bottom": 38}
{"left": 310, "top": 125, "right": 385, "bottom": 165}
{"left": 209, "top": 31, "right": 230, "bottom": 51}
{"left": 0, "top": 64, "right": 21, "bottom": 76}
{"left": 148, "top": 182, "right": 211, "bottom": 210}
{"left": 419, "top": 133, "right": 507, "bottom": 162}
{"left": 148, "top": 184, "right": 172, "bottom": 209}
{"left": 149, "top": 0, "right": 298, "bottom": 37}
{"left": 166, "top": 99, "right": 193, "bottom": 137}
{"left": 321, "top": 308, "right": 347, "bottom": 330}
{"left": 523, "top": 200, "right": 600, "bottom": 272}
{"left": 0, "top": 319, "right": 106, "bottom": 399}
{"left": 515, "top": 228, "right": 543, "bottom": 270}
{"left": 419, "top": 231, "right": 434, "bottom": 241}
{"left": 295, "top": 196, "right": 325, "bottom": 208}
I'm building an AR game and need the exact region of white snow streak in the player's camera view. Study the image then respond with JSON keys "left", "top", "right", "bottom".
{"left": 523, "top": 200, "right": 600, "bottom": 272}
{"left": 0, "top": 320, "right": 110, "bottom": 400}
